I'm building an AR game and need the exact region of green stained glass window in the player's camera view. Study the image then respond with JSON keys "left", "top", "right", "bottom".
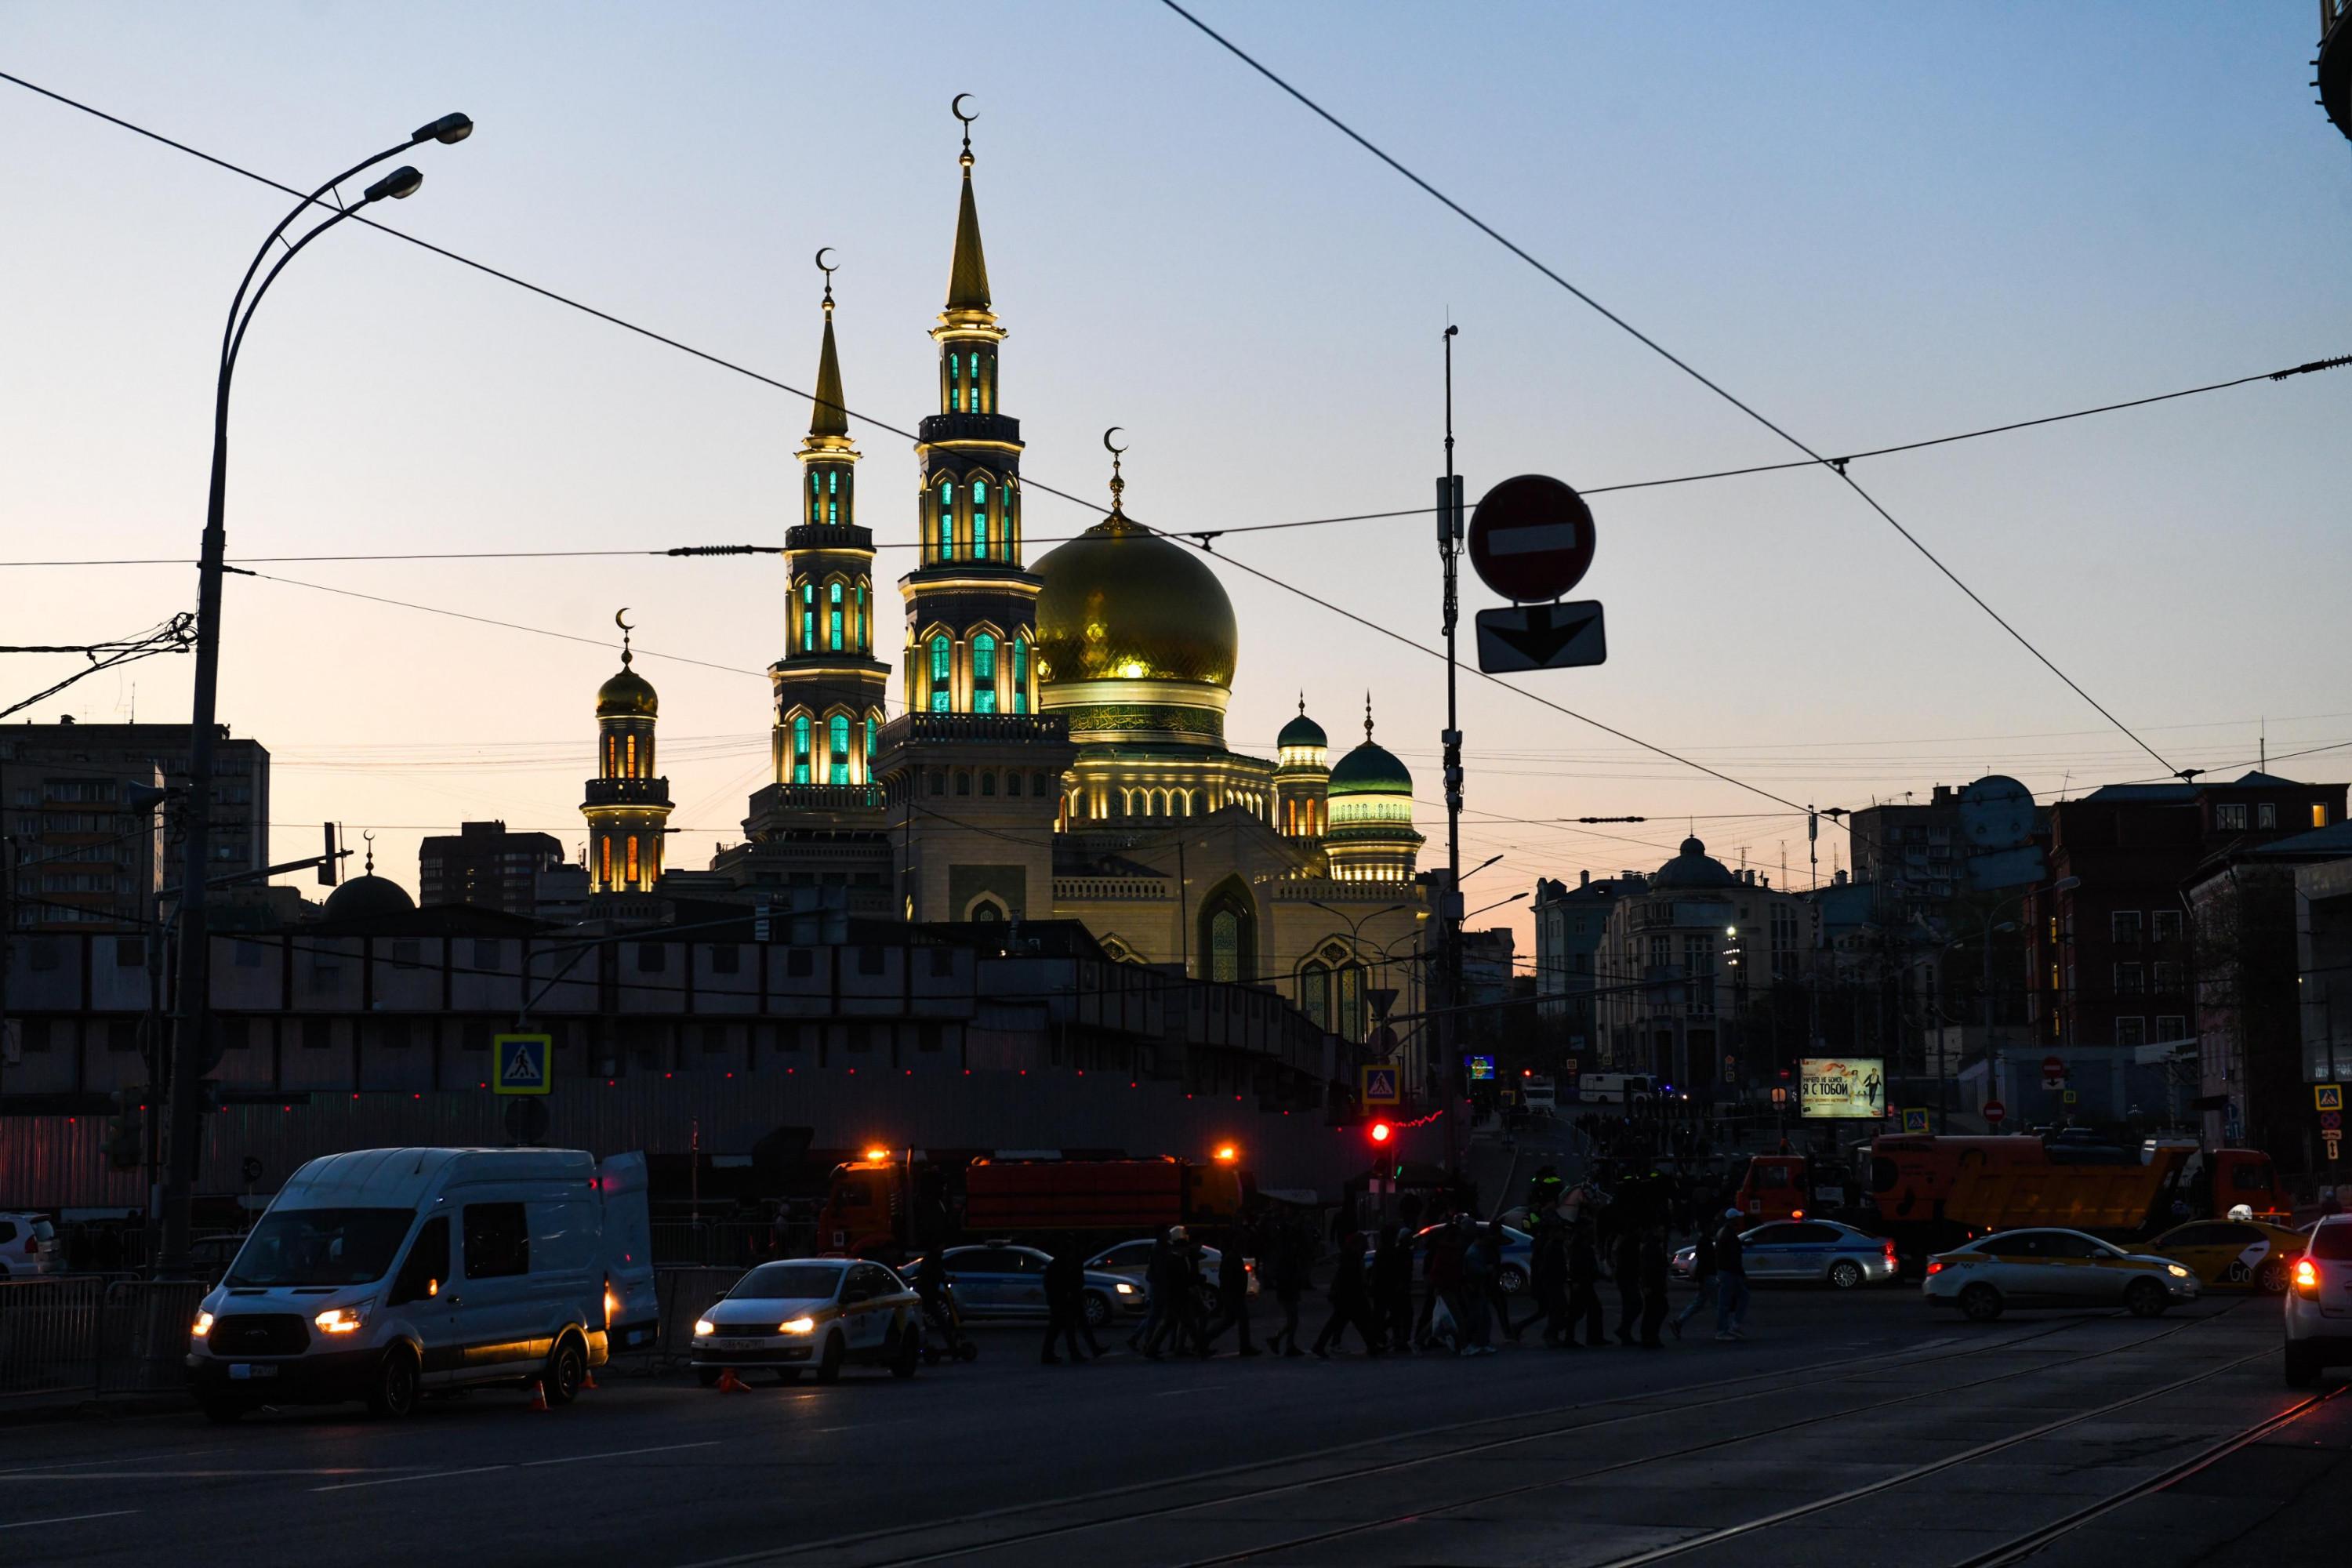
{"left": 866, "top": 714, "right": 877, "bottom": 762}
{"left": 1210, "top": 913, "right": 1239, "bottom": 985}
{"left": 948, "top": 352, "right": 962, "bottom": 411}
{"left": 972, "top": 633, "right": 997, "bottom": 713}
{"left": 973, "top": 481, "right": 989, "bottom": 560}
{"left": 1012, "top": 639, "right": 1029, "bottom": 713}
{"left": 799, "top": 582, "right": 815, "bottom": 652}
{"left": 791, "top": 715, "right": 811, "bottom": 784}
{"left": 938, "top": 481, "right": 954, "bottom": 560}
{"left": 828, "top": 714, "right": 851, "bottom": 785}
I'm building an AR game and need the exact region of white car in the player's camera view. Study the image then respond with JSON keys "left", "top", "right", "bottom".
{"left": 2284, "top": 1215, "right": 2352, "bottom": 1387}
{"left": 691, "top": 1258, "right": 922, "bottom": 1384}
{"left": 0, "top": 1212, "right": 59, "bottom": 1277}
{"left": 1922, "top": 1227, "right": 2201, "bottom": 1322}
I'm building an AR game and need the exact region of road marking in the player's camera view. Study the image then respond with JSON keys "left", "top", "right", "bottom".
{"left": 0, "top": 1510, "right": 141, "bottom": 1531}
{"left": 2, "top": 1470, "right": 382, "bottom": 1482}
{"left": 1154, "top": 1387, "right": 1215, "bottom": 1398}
{"left": 0, "top": 1449, "right": 202, "bottom": 1477}
{"left": 518, "top": 1441, "right": 720, "bottom": 1468}
{"left": 311, "top": 1465, "right": 512, "bottom": 1494}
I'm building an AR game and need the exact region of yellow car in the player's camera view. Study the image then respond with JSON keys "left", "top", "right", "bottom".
{"left": 2147, "top": 1217, "right": 2307, "bottom": 1294}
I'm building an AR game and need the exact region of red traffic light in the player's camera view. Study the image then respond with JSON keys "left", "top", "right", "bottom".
{"left": 1369, "top": 1120, "right": 1393, "bottom": 1143}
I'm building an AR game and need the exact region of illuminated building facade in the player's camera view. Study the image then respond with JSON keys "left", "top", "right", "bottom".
{"left": 581, "top": 624, "right": 672, "bottom": 894}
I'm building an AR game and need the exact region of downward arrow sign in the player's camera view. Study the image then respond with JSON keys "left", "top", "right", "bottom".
{"left": 1474, "top": 601, "right": 1607, "bottom": 673}
{"left": 1490, "top": 604, "right": 1598, "bottom": 664}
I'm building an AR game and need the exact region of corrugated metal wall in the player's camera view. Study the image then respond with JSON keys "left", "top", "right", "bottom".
{"left": 1, "top": 1069, "right": 1425, "bottom": 1210}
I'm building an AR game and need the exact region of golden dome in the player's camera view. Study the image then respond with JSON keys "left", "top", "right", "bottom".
{"left": 597, "top": 659, "right": 658, "bottom": 718}
{"left": 1033, "top": 513, "right": 1238, "bottom": 689}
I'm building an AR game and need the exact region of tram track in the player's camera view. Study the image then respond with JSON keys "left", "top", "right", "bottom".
{"left": 678, "top": 1304, "right": 2227, "bottom": 1568}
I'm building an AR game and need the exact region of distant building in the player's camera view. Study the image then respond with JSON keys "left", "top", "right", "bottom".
{"left": 2024, "top": 771, "right": 2346, "bottom": 1145}
{"left": 2296, "top": 846, "right": 2352, "bottom": 1091}
{"left": 417, "top": 820, "right": 567, "bottom": 916}
{"left": 2320, "top": 0, "right": 2351, "bottom": 141}
{"left": 2, "top": 721, "right": 268, "bottom": 928}
{"left": 1533, "top": 870, "right": 1643, "bottom": 1062}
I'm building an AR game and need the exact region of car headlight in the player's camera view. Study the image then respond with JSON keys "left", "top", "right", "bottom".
{"left": 2165, "top": 1264, "right": 2191, "bottom": 1279}
{"left": 692, "top": 1318, "right": 717, "bottom": 1338}
{"left": 314, "top": 1305, "right": 368, "bottom": 1335}
{"left": 780, "top": 1316, "right": 818, "bottom": 1334}
{"left": 191, "top": 1310, "right": 214, "bottom": 1338}
{"left": 1115, "top": 1281, "right": 1135, "bottom": 1294}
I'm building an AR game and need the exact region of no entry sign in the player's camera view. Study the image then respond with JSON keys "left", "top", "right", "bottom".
{"left": 1984, "top": 1100, "right": 2005, "bottom": 1125}
{"left": 1468, "top": 474, "right": 1595, "bottom": 602}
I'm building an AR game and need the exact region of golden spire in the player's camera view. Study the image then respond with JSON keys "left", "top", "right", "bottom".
{"left": 946, "top": 94, "right": 993, "bottom": 314}
{"left": 1094, "top": 426, "right": 1138, "bottom": 535}
{"left": 1364, "top": 691, "right": 1375, "bottom": 743}
{"left": 808, "top": 248, "right": 849, "bottom": 441}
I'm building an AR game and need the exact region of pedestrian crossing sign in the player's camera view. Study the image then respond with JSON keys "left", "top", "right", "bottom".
{"left": 1901, "top": 1107, "right": 1931, "bottom": 1134}
{"left": 2318, "top": 1084, "right": 2344, "bottom": 1112}
{"left": 1360, "top": 1065, "right": 1400, "bottom": 1106}
{"left": 492, "top": 1033, "right": 552, "bottom": 1095}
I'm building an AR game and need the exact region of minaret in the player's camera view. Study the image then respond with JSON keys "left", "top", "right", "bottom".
{"left": 1273, "top": 694, "right": 1331, "bottom": 837}
{"left": 770, "top": 253, "right": 890, "bottom": 792}
{"left": 1324, "top": 695, "right": 1423, "bottom": 883}
{"left": 583, "top": 615, "right": 673, "bottom": 892}
{"left": 898, "top": 100, "right": 1040, "bottom": 717}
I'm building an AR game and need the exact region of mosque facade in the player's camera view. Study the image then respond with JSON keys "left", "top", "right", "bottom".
{"left": 587, "top": 117, "right": 1428, "bottom": 1056}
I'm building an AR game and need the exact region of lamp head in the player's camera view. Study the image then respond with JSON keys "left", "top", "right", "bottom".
{"left": 363, "top": 166, "right": 423, "bottom": 202}
{"left": 415, "top": 112, "right": 474, "bottom": 145}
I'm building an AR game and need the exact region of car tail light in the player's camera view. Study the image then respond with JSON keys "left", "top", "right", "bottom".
{"left": 1925, "top": 1258, "right": 1944, "bottom": 1276}
{"left": 1882, "top": 1240, "right": 1897, "bottom": 1262}
{"left": 2294, "top": 1258, "right": 2321, "bottom": 1298}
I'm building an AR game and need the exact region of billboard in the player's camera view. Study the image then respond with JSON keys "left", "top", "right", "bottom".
{"left": 1800, "top": 1057, "right": 1886, "bottom": 1120}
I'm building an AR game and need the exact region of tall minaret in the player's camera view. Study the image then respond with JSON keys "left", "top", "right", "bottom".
{"left": 771, "top": 252, "right": 890, "bottom": 789}
{"left": 583, "top": 615, "right": 673, "bottom": 892}
{"left": 898, "top": 100, "right": 1040, "bottom": 717}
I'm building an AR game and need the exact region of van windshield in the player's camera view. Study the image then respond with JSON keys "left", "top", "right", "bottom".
{"left": 226, "top": 1207, "right": 416, "bottom": 1287}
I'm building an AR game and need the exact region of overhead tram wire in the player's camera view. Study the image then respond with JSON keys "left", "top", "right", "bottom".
{"left": 9, "top": 69, "right": 2322, "bottom": 821}
{"left": 9, "top": 354, "right": 2347, "bottom": 570}
{"left": 1154, "top": 0, "right": 2247, "bottom": 783}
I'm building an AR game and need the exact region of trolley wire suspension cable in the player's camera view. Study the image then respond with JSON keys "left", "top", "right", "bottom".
{"left": 1155, "top": 0, "right": 2207, "bottom": 782}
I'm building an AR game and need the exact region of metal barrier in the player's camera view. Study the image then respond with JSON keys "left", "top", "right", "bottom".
{"left": 648, "top": 1267, "right": 746, "bottom": 1364}
{"left": 98, "top": 1280, "right": 207, "bottom": 1395}
{"left": 651, "top": 1220, "right": 792, "bottom": 1269}
{"left": 0, "top": 1278, "right": 103, "bottom": 1399}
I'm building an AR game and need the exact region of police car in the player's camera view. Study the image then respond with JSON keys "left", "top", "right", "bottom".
{"left": 691, "top": 1258, "right": 922, "bottom": 1384}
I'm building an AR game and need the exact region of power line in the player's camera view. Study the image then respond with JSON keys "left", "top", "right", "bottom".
{"left": 1156, "top": 0, "right": 2194, "bottom": 782}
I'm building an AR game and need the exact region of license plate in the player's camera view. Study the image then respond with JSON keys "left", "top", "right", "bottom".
{"left": 227, "top": 1363, "right": 277, "bottom": 1381}
{"left": 716, "top": 1338, "right": 759, "bottom": 1351}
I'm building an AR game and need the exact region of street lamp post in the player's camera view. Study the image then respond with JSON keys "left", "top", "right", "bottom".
{"left": 160, "top": 114, "right": 472, "bottom": 1280}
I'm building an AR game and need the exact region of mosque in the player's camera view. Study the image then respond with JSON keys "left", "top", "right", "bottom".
{"left": 580, "top": 113, "right": 1427, "bottom": 1045}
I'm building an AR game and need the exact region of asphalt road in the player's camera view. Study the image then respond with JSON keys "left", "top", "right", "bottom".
{"left": 6, "top": 1282, "right": 2349, "bottom": 1568}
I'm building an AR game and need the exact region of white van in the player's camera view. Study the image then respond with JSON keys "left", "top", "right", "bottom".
{"left": 1576, "top": 1073, "right": 1653, "bottom": 1106}
{"left": 187, "top": 1147, "right": 657, "bottom": 1422}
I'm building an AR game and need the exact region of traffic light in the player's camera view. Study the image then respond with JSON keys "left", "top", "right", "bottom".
{"left": 1213, "top": 1143, "right": 1239, "bottom": 1163}
{"left": 1368, "top": 1120, "right": 1393, "bottom": 1144}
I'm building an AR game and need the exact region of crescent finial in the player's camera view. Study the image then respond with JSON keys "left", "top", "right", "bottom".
{"left": 1102, "top": 426, "right": 1127, "bottom": 456}
{"left": 951, "top": 93, "right": 978, "bottom": 125}
{"left": 615, "top": 608, "right": 633, "bottom": 633}
{"left": 814, "top": 246, "right": 837, "bottom": 277}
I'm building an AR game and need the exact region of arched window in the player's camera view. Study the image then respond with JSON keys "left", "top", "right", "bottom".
{"left": 980, "top": 771, "right": 996, "bottom": 797}
{"left": 930, "top": 636, "right": 952, "bottom": 711}
{"left": 1210, "top": 912, "right": 1239, "bottom": 985}
{"left": 1337, "top": 964, "right": 1366, "bottom": 1041}
{"left": 807, "top": 472, "right": 820, "bottom": 527}
{"left": 948, "top": 351, "right": 962, "bottom": 412}
{"left": 854, "top": 583, "right": 867, "bottom": 652}
{"left": 624, "top": 733, "right": 637, "bottom": 777}
{"left": 828, "top": 582, "right": 844, "bottom": 652}
{"left": 972, "top": 633, "right": 998, "bottom": 713}
{"left": 1299, "top": 960, "right": 1330, "bottom": 1030}
{"left": 828, "top": 714, "right": 851, "bottom": 785}
{"left": 598, "top": 837, "right": 611, "bottom": 887}
{"left": 865, "top": 714, "right": 878, "bottom": 768}
{"left": 971, "top": 898, "right": 1004, "bottom": 923}
{"left": 791, "top": 714, "right": 812, "bottom": 784}
{"left": 799, "top": 581, "right": 815, "bottom": 654}
{"left": 955, "top": 770, "right": 971, "bottom": 797}
{"left": 1005, "top": 771, "right": 1021, "bottom": 797}
{"left": 972, "top": 480, "right": 990, "bottom": 560}
{"left": 825, "top": 467, "right": 840, "bottom": 524}
{"left": 937, "top": 481, "right": 955, "bottom": 560}
{"left": 626, "top": 835, "right": 640, "bottom": 886}
{"left": 1011, "top": 638, "right": 1029, "bottom": 713}
{"left": 1174, "top": 791, "right": 1191, "bottom": 818}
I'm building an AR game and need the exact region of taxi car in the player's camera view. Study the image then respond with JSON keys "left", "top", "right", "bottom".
{"left": 691, "top": 1258, "right": 920, "bottom": 1385}
{"left": 1922, "top": 1227, "right": 2201, "bottom": 1322}
{"left": 2146, "top": 1211, "right": 2306, "bottom": 1294}
{"left": 1672, "top": 1219, "right": 1899, "bottom": 1290}
{"left": 2284, "top": 1215, "right": 2352, "bottom": 1387}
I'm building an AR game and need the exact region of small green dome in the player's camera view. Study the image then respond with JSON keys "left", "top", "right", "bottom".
{"left": 1330, "top": 740, "right": 1411, "bottom": 794}
{"left": 1277, "top": 702, "right": 1327, "bottom": 750}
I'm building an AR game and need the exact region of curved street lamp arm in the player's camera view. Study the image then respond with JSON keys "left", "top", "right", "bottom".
{"left": 219, "top": 140, "right": 416, "bottom": 372}
{"left": 222, "top": 200, "right": 366, "bottom": 383}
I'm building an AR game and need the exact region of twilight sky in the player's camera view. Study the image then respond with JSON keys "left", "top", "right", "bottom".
{"left": 5, "top": 2, "right": 2349, "bottom": 960}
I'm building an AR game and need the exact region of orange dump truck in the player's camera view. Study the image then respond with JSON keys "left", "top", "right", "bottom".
{"left": 1865, "top": 1134, "right": 2281, "bottom": 1258}
{"left": 822, "top": 1154, "right": 1250, "bottom": 1257}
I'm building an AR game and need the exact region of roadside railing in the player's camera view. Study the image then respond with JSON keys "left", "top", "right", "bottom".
{"left": 0, "top": 1278, "right": 209, "bottom": 1402}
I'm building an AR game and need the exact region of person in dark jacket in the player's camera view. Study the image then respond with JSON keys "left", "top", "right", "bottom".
{"left": 1269, "top": 1225, "right": 1308, "bottom": 1356}
{"left": 1563, "top": 1214, "right": 1604, "bottom": 1347}
{"left": 1612, "top": 1225, "right": 1644, "bottom": 1345}
{"left": 1373, "top": 1223, "right": 1414, "bottom": 1352}
{"left": 1312, "top": 1230, "right": 1380, "bottom": 1357}
{"left": 1638, "top": 1228, "right": 1671, "bottom": 1347}
{"left": 1133, "top": 1228, "right": 1189, "bottom": 1359}
{"left": 1201, "top": 1226, "right": 1259, "bottom": 1356}
{"left": 1713, "top": 1209, "right": 1751, "bottom": 1340}
{"left": 1529, "top": 1218, "right": 1570, "bottom": 1347}
{"left": 1671, "top": 1220, "right": 1718, "bottom": 1340}
{"left": 1041, "top": 1240, "right": 1092, "bottom": 1364}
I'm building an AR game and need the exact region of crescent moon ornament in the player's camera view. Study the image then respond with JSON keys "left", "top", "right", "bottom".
{"left": 615, "top": 608, "right": 633, "bottom": 633}
{"left": 1102, "top": 426, "right": 1127, "bottom": 456}
{"left": 951, "top": 93, "right": 977, "bottom": 125}
{"left": 814, "top": 246, "right": 837, "bottom": 276}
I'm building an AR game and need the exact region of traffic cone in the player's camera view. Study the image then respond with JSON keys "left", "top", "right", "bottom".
{"left": 715, "top": 1367, "right": 750, "bottom": 1393}
{"left": 526, "top": 1379, "right": 550, "bottom": 1412}
{"left": 581, "top": 1370, "right": 598, "bottom": 1391}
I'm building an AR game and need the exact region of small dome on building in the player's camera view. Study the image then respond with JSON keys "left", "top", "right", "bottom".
{"left": 597, "top": 662, "right": 658, "bottom": 719}
{"left": 1277, "top": 697, "right": 1327, "bottom": 753}
{"left": 321, "top": 872, "right": 416, "bottom": 924}
{"left": 1329, "top": 699, "right": 1411, "bottom": 795}
{"left": 1651, "top": 835, "right": 1737, "bottom": 891}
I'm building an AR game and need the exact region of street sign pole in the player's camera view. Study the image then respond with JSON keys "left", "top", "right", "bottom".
{"left": 1437, "top": 325, "right": 1466, "bottom": 1185}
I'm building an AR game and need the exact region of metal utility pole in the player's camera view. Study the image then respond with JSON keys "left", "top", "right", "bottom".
{"left": 1437, "top": 326, "right": 1466, "bottom": 1181}
{"left": 160, "top": 114, "right": 470, "bottom": 1280}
